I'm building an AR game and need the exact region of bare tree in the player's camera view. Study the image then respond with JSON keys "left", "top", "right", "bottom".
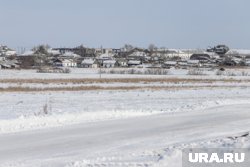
{"left": 32, "top": 45, "right": 50, "bottom": 67}
{"left": 148, "top": 44, "right": 157, "bottom": 52}
{"left": 33, "top": 45, "right": 49, "bottom": 55}
{"left": 123, "top": 44, "right": 134, "bottom": 52}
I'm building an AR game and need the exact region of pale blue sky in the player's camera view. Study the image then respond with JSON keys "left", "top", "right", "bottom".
{"left": 0, "top": 0, "right": 250, "bottom": 49}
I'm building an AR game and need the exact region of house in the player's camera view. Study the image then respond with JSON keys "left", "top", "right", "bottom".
{"left": 190, "top": 53, "right": 211, "bottom": 63}
{"left": 147, "top": 64, "right": 162, "bottom": 68}
{"left": 53, "top": 47, "right": 76, "bottom": 54}
{"left": 53, "top": 59, "right": 63, "bottom": 67}
{"left": 202, "top": 63, "right": 218, "bottom": 68}
{"left": 62, "top": 59, "right": 77, "bottom": 67}
{"left": 0, "top": 45, "right": 16, "bottom": 56}
{"left": 47, "top": 49, "right": 61, "bottom": 56}
{"left": 162, "top": 61, "right": 177, "bottom": 68}
{"left": 61, "top": 52, "right": 81, "bottom": 59}
{"left": 112, "top": 49, "right": 122, "bottom": 55}
{"left": 98, "top": 53, "right": 114, "bottom": 60}
{"left": 0, "top": 61, "right": 11, "bottom": 69}
{"left": 97, "top": 53, "right": 114, "bottom": 65}
{"left": 246, "top": 60, "right": 250, "bottom": 66}
{"left": 81, "top": 59, "right": 98, "bottom": 68}
{"left": 20, "top": 50, "right": 35, "bottom": 56}
{"left": 165, "top": 49, "right": 192, "bottom": 60}
{"left": 128, "top": 50, "right": 147, "bottom": 58}
{"left": 17, "top": 50, "right": 38, "bottom": 68}
{"left": 95, "top": 48, "right": 113, "bottom": 55}
{"left": 0, "top": 59, "right": 19, "bottom": 69}
{"left": 207, "top": 45, "right": 229, "bottom": 55}
{"left": 177, "top": 61, "right": 188, "bottom": 69}
{"left": 150, "top": 52, "right": 163, "bottom": 59}
{"left": 0, "top": 56, "right": 6, "bottom": 61}
{"left": 102, "top": 60, "right": 116, "bottom": 68}
{"left": 116, "top": 58, "right": 128, "bottom": 67}
{"left": 4, "top": 50, "right": 16, "bottom": 56}
{"left": 127, "top": 60, "right": 141, "bottom": 67}
{"left": 187, "top": 60, "right": 201, "bottom": 67}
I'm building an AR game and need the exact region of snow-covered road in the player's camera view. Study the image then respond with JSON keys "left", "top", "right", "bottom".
{"left": 1, "top": 69, "right": 250, "bottom": 166}
{"left": 1, "top": 103, "right": 250, "bottom": 167}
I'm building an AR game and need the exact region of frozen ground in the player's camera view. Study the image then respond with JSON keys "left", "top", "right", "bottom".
{"left": 0, "top": 68, "right": 250, "bottom": 166}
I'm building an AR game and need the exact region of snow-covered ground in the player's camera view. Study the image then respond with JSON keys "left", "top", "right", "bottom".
{"left": 1, "top": 104, "right": 250, "bottom": 167}
{"left": 0, "top": 67, "right": 250, "bottom": 79}
{"left": 0, "top": 68, "right": 250, "bottom": 166}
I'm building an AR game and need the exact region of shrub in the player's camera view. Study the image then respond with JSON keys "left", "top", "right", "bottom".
{"left": 241, "top": 71, "right": 249, "bottom": 76}
{"left": 43, "top": 103, "right": 49, "bottom": 115}
{"left": 187, "top": 69, "right": 205, "bottom": 75}
{"left": 215, "top": 70, "right": 224, "bottom": 76}
{"left": 37, "top": 67, "right": 71, "bottom": 73}
{"left": 216, "top": 70, "right": 249, "bottom": 76}
{"left": 62, "top": 68, "right": 71, "bottom": 73}
{"left": 225, "top": 71, "right": 237, "bottom": 76}
{"left": 101, "top": 68, "right": 170, "bottom": 75}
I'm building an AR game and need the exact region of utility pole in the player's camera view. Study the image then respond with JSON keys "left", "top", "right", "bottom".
{"left": 99, "top": 45, "right": 102, "bottom": 79}
{"left": 99, "top": 65, "right": 102, "bottom": 79}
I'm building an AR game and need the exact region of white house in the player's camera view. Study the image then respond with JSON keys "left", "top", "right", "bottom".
{"left": 127, "top": 60, "right": 141, "bottom": 67}
{"left": 163, "top": 61, "right": 177, "bottom": 68}
{"left": 81, "top": 59, "right": 98, "bottom": 68}
{"left": 62, "top": 59, "right": 77, "bottom": 67}
{"left": 103, "top": 60, "right": 116, "bottom": 68}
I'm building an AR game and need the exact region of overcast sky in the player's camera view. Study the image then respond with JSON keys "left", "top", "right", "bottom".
{"left": 1, "top": 0, "right": 250, "bottom": 49}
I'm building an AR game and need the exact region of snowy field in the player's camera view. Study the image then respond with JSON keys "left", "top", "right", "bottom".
{"left": 0, "top": 68, "right": 250, "bottom": 167}
{"left": 1, "top": 68, "right": 250, "bottom": 79}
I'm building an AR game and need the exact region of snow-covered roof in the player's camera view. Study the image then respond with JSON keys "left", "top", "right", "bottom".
{"left": 128, "top": 51, "right": 146, "bottom": 57}
{"left": 47, "top": 49, "right": 60, "bottom": 55}
{"left": 0, "top": 61, "right": 11, "bottom": 68}
{"left": 99, "top": 53, "right": 113, "bottom": 59}
{"left": 8, "top": 59, "right": 18, "bottom": 64}
{"left": 178, "top": 62, "right": 188, "bottom": 66}
{"left": 20, "top": 50, "right": 35, "bottom": 56}
{"left": 128, "top": 60, "right": 141, "bottom": 65}
{"left": 0, "top": 59, "right": 18, "bottom": 67}
{"left": 229, "top": 49, "right": 250, "bottom": 55}
{"left": 4, "top": 50, "right": 16, "bottom": 56}
{"left": 62, "top": 52, "right": 81, "bottom": 58}
{"left": 62, "top": 59, "right": 75, "bottom": 63}
{"left": 168, "top": 49, "right": 185, "bottom": 54}
{"left": 164, "top": 61, "right": 177, "bottom": 65}
{"left": 246, "top": 60, "right": 250, "bottom": 64}
{"left": 187, "top": 60, "right": 200, "bottom": 64}
{"left": 103, "top": 60, "right": 116, "bottom": 64}
{"left": 81, "top": 59, "right": 95, "bottom": 65}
